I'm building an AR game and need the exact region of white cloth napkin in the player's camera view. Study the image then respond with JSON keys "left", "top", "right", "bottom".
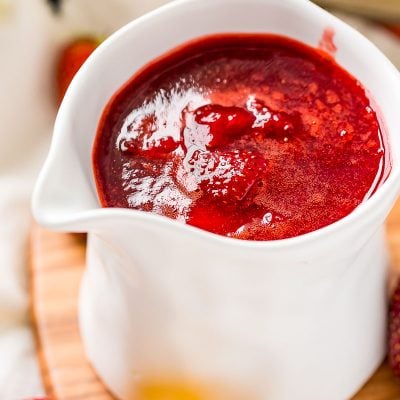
{"left": 0, "top": 1, "right": 398, "bottom": 398}
{"left": 0, "top": 1, "right": 168, "bottom": 398}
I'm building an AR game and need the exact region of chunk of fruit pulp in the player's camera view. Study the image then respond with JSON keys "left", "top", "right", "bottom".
{"left": 194, "top": 104, "right": 255, "bottom": 148}
{"left": 189, "top": 149, "right": 266, "bottom": 203}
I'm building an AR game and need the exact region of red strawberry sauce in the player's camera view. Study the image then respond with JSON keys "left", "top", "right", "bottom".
{"left": 93, "top": 34, "right": 386, "bottom": 240}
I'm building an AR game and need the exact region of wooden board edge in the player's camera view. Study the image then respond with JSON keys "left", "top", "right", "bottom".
{"left": 29, "top": 223, "right": 56, "bottom": 398}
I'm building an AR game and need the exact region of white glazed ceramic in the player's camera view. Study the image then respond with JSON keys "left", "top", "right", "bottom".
{"left": 32, "top": 0, "right": 400, "bottom": 399}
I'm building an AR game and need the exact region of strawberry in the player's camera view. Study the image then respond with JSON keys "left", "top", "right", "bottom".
{"left": 187, "top": 149, "right": 266, "bottom": 203}
{"left": 194, "top": 104, "right": 255, "bottom": 148}
{"left": 121, "top": 113, "right": 180, "bottom": 158}
{"left": 389, "top": 279, "right": 400, "bottom": 377}
{"left": 383, "top": 24, "right": 400, "bottom": 38}
{"left": 246, "top": 97, "right": 302, "bottom": 140}
{"left": 56, "top": 37, "right": 99, "bottom": 103}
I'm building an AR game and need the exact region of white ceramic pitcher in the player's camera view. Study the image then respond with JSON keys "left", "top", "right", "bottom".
{"left": 32, "top": 0, "right": 400, "bottom": 399}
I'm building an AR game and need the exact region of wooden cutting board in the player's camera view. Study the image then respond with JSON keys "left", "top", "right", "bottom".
{"left": 30, "top": 198, "right": 400, "bottom": 399}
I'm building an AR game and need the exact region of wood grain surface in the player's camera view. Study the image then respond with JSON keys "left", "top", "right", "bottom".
{"left": 30, "top": 229, "right": 113, "bottom": 400}
{"left": 30, "top": 197, "right": 400, "bottom": 399}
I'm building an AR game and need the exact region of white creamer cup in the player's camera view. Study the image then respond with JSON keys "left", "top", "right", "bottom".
{"left": 32, "top": 0, "right": 400, "bottom": 399}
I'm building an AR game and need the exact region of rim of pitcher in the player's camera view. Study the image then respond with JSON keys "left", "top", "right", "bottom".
{"left": 33, "top": 0, "right": 400, "bottom": 249}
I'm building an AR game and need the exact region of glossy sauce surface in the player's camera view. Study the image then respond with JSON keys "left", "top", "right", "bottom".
{"left": 93, "top": 34, "right": 386, "bottom": 240}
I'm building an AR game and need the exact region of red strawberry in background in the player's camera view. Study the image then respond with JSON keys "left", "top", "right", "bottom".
{"left": 56, "top": 37, "right": 99, "bottom": 103}
{"left": 389, "top": 278, "right": 400, "bottom": 377}
{"left": 383, "top": 24, "right": 400, "bottom": 39}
